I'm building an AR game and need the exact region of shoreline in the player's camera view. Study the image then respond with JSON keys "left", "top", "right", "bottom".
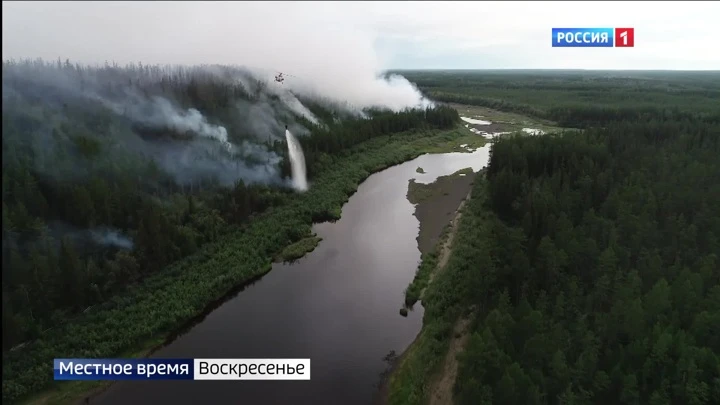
{"left": 409, "top": 168, "right": 475, "bottom": 257}
{"left": 383, "top": 172, "right": 489, "bottom": 405}
{"left": 11, "top": 128, "right": 484, "bottom": 405}
{"left": 376, "top": 171, "right": 478, "bottom": 405}
{"left": 403, "top": 167, "right": 476, "bottom": 308}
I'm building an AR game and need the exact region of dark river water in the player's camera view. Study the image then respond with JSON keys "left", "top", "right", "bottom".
{"left": 94, "top": 146, "right": 491, "bottom": 405}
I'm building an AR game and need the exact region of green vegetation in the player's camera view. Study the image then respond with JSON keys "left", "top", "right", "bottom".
{"left": 404, "top": 246, "right": 437, "bottom": 307}
{"left": 276, "top": 235, "right": 322, "bottom": 262}
{"left": 1, "top": 59, "right": 463, "bottom": 403}
{"left": 407, "top": 183, "right": 436, "bottom": 205}
{"left": 404, "top": 247, "right": 438, "bottom": 307}
{"left": 399, "top": 70, "right": 720, "bottom": 127}
{"left": 456, "top": 104, "right": 557, "bottom": 127}
{"left": 4, "top": 127, "right": 468, "bottom": 404}
{"left": 404, "top": 219, "right": 459, "bottom": 308}
{"left": 389, "top": 71, "right": 720, "bottom": 405}
{"left": 407, "top": 168, "right": 474, "bottom": 205}
{"left": 391, "top": 176, "right": 492, "bottom": 404}
{"left": 455, "top": 104, "right": 566, "bottom": 134}
{"left": 404, "top": 167, "right": 475, "bottom": 307}
{"left": 416, "top": 167, "right": 425, "bottom": 174}
{"left": 399, "top": 128, "right": 488, "bottom": 154}
{"left": 449, "top": 132, "right": 488, "bottom": 151}
{"left": 7, "top": 62, "right": 720, "bottom": 405}
{"left": 457, "top": 120, "right": 719, "bottom": 405}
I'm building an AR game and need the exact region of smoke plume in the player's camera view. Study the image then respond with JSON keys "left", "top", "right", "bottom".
{"left": 2, "top": 61, "right": 292, "bottom": 188}
{"left": 89, "top": 227, "right": 134, "bottom": 250}
{"left": 2, "top": 2, "right": 434, "bottom": 113}
{"left": 1, "top": 2, "right": 447, "bottom": 191}
{"left": 19, "top": 221, "right": 136, "bottom": 254}
{"left": 101, "top": 95, "right": 233, "bottom": 152}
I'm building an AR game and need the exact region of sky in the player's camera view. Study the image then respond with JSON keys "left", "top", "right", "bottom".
{"left": 3, "top": 1, "right": 720, "bottom": 71}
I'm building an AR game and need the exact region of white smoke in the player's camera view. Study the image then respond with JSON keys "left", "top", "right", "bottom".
{"left": 89, "top": 228, "right": 134, "bottom": 250}
{"left": 143, "top": 140, "right": 284, "bottom": 188}
{"left": 153, "top": 101, "right": 232, "bottom": 152}
{"left": 99, "top": 92, "right": 232, "bottom": 152}
{"left": 266, "top": 85, "right": 319, "bottom": 125}
{"left": 2, "top": 62, "right": 289, "bottom": 187}
{"left": 39, "top": 221, "right": 135, "bottom": 251}
{"left": 1, "top": 2, "right": 434, "bottom": 113}
{"left": 232, "top": 95, "right": 309, "bottom": 143}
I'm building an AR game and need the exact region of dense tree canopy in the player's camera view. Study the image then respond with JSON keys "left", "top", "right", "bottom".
{"left": 398, "top": 70, "right": 720, "bottom": 127}
{"left": 455, "top": 115, "right": 720, "bottom": 404}
{"left": 7, "top": 64, "right": 720, "bottom": 405}
{"left": 388, "top": 71, "right": 720, "bottom": 405}
{"left": 1, "top": 59, "right": 459, "bottom": 355}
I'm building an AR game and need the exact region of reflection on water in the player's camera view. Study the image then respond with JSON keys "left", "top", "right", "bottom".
{"left": 94, "top": 146, "right": 491, "bottom": 405}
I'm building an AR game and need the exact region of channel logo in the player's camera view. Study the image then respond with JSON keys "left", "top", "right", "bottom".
{"left": 552, "top": 28, "right": 634, "bottom": 47}
{"left": 614, "top": 27, "right": 635, "bottom": 47}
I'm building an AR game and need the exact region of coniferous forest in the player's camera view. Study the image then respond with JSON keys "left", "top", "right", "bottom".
{"left": 2, "top": 59, "right": 459, "bottom": 403}
{"left": 457, "top": 119, "right": 720, "bottom": 405}
{"left": 389, "top": 71, "right": 720, "bottom": 405}
{"left": 4, "top": 62, "right": 720, "bottom": 405}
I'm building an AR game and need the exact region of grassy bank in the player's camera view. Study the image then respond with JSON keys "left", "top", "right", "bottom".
{"left": 3, "top": 126, "right": 482, "bottom": 405}
{"left": 389, "top": 176, "right": 493, "bottom": 405}
{"left": 407, "top": 168, "right": 474, "bottom": 205}
{"left": 404, "top": 250, "right": 439, "bottom": 308}
{"left": 404, "top": 167, "right": 476, "bottom": 307}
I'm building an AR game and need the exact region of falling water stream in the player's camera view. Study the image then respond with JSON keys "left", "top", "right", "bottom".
{"left": 285, "top": 129, "right": 308, "bottom": 192}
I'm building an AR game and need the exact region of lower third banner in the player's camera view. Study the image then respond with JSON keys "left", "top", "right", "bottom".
{"left": 53, "top": 358, "right": 311, "bottom": 380}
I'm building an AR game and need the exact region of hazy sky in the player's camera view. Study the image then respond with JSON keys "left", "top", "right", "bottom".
{"left": 3, "top": 1, "right": 719, "bottom": 70}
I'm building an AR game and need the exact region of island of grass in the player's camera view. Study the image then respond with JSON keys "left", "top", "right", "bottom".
{"left": 276, "top": 235, "right": 323, "bottom": 262}
{"left": 416, "top": 167, "right": 425, "bottom": 173}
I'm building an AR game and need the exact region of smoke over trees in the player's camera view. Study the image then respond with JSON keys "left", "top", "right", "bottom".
{"left": 1, "top": 58, "right": 458, "bottom": 353}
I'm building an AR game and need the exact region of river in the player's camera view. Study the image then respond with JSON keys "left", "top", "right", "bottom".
{"left": 94, "top": 145, "right": 491, "bottom": 405}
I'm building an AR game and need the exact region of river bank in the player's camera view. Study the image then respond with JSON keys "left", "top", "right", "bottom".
{"left": 376, "top": 167, "right": 479, "bottom": 404}
{"left": 385, "top": 173, "right": 492, "bottom": 405}
{"left": 408, "top": 168, "right": 475, "bottom": 256}
{"left": 9, "top": 127, "right": 487, "bottom": 405}
{"left": 403, "top": 168, "right": 476, "bottom": 308}
{"left": 384, "top": 104, "right": 575, "bottom": 405}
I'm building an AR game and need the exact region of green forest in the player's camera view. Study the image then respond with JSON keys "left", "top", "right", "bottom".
{"left": 4, "top": 62, "right": 720, "bottom": 405}
{"left": 389, "top": 71, "right": 720, "bottom": 405}
{"left": 396, "top": 70, "right": 720, "bottom": 127}
{"left": 1, "top": 59, "right": 459, "bottom": 403}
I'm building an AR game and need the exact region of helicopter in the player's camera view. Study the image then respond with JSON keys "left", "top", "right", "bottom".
{"left": 274, "top": 71, "right": 299, "bottom": 84}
